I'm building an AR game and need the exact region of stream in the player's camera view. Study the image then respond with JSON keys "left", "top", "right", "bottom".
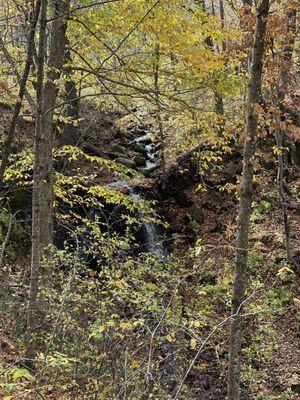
{"left": 109, "top": 129, "right": 165, "bottom": 259}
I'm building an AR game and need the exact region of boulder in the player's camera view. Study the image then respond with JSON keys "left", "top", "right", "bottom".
{"left": 134, "top": 143, "right": 147, "bottom": 154}
{"left": 108, "top": 152, "right": 124, "bottom": 160}
{"left": 133, "top": 155, "right": 147, "bottom": 167}
{"left": 82, "top": 142, "right": 110, "bottom": 159}
{"left": 223, "top": 161, "right": 240, "bottom": 182}
{"left": 143, "top": 165, "right": 159, "bottom": 178}
{"left": 187, "top": 204, "right": 205, "bottom": 223}
{"left": 138, "top": 137, "right": 152, "bottom": 145}
{"left": 111, "top": 143, "right": 125, "bottom": 154}
{"left": 115, "top": 157, "right": 136, "bottom": 169}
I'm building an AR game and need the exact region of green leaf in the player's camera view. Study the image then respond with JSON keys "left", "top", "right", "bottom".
{"left": 11, "top": 367, "right": 35, "bottom": 381}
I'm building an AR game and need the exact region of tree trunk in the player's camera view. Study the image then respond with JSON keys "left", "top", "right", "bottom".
{"left": 25, "top": 0, "right": 47, "bottom": 366}
{"left": 198, "top": 0, "right": 225, "bottom": 120}
{"left": 227, "top": 1, "right": 270, "bottom": 399}
{"left": 60, "top": 43, "right": 79, "bottom": 146}
{"left": 0, "top": 0, "right": 41, "bottom": 190}
{"left": 0, "top": 37, "right": 37, "bottom": 115}
{"left": 154, "top": 44, "right": 166, "bottom": 189}
{"left": 275, "top": 8, "right": 296, "bottom": 265}
{"left": 275, "top": 130, "right": 292, "bottom": 264}
{"left": 25, "top": 0, "right": 70, "bottom": 366}
{"left": 39, "top": 0, "right": 70, "bottom": 247}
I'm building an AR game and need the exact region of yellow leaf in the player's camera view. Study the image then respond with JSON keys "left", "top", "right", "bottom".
{"left": 115, "top": 280, "right": 127, "bottom": 289}
{"left": 130, "top": 359, "right": 140, "bottom": 369}
{"left": 120, "top": 322, "right": 133, "bottom": 331}
{"left": 166, "top": 331, "right": 176, "bottom": 342}
{"left": 293, "top": 298, "right": 300, "bottom": 310}
{"left": 199, "top": 363, "right": 207, "bottom": 370}
{"left": 190, "top": 338, "right": 197, "bottom": 349}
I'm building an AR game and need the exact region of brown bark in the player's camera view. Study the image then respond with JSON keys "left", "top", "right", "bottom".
{"left": 275, "top": 8, "right": 296, "bottom": 265}
{"left": 25, "top": 0, "right": 70, "bottom": 366}
{"left": 60, "top": 44, "right": 79, "bottom": 146}
{"left": 154, "top": 44, "right": 166, "bottom": 189}
{"left": 0, "top": 0, "right": 41, "bottom": 190}
{"left": 199, "top": 0, "right": 225, "bottom": 119}
{"left": 227, "top": 1, "right": 270, "bottom": 399}
{"left": 39, "top": 0, "right": 70, "bottom": 247}
{"left": 0, "top": 37, "right": 36, "bottom": 114}
{"left": 25, "top": 0, "right": 47, "bottom": 366}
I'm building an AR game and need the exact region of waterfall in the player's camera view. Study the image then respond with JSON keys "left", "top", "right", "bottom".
{"left": 109, "top": 129, "right": 164, "bottom": 258}
{"left": 131, "top": 192, "right": 164, "bottom": 259}
{"left": 108, "top": 182, "right": 164, "bottom": 258}
{"left": 143, "top": 220, "right": 164, "bottom": 258}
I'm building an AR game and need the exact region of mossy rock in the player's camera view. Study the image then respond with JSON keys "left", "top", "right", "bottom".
{"left": 187, "top": 204, "right": 205, "bottom": 223}
{"left": 115, "top": 157, "right": 136, "bottom": 169}
{"left": 133, "top": 155, "right": 146, "bottom": 166}
{"left": 111, "top": 143, "right": 125, "bottom": 154}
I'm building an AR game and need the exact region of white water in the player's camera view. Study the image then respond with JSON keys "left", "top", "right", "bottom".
{"left": 134, "top": 132, "right": 158, "bottom": 171}
{"left": 109, "top": 130, "right": 164, "bottom": 258}
{"left": 143, "top": 220, "right": 164, "bottom": 258}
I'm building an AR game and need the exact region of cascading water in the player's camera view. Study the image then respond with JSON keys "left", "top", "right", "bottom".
{"left": 143, "top": 220, "right": 164, "bottom": 258}
{"left": 108, "top": 182, "right": 164, "bottom": 258}
{"left": 133, "top": 131, "right": 158, "bottom": 172}
{"left": 109, "top": 129, "right": 164, "bottom": 258}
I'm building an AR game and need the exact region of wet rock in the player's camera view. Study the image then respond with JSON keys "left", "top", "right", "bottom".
{"left": 111, "top": 143, "right": 125, "bottom": 154}
{"left": 108, "top": 152, "right": 123, "bottom": 160}
{"left": 143, "top": 165, "right": 159, "bottom": 177}
{"left": 187, "top": 204, "right": 205, "bottom": 223}
{"left": 138, "top": 137, "right": 152, "bottom": 145}
{"left": 134, "top": 143, "right": 147, "bottom": 154}
{"left": 82, "top": 142, "right": 110, "bottom": 159}
{"left": 133, "top": 155, "right": 147, "bottom": 166}
{"left": 115, "top": 157, "right": 136, "bottom": 169}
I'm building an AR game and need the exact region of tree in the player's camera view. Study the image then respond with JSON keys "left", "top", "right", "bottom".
{"left": 0, "top": 0, "right": 41, "bottom": 189}
{"left": 25, "top": 0, "right": 71, "bottom": 365}
{"left": 275, "top": 7, "right": 296, "bottom": 265}
{"left": 25, "top": 0, "right": 47, "bottom": 366}
{"left": 227, "top": 0, "right": 270, "bottom": 398}
{"left": 39, "top": 0, "right": 71, "bottom": 247}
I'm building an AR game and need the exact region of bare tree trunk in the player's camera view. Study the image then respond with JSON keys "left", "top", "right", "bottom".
{"left": 0, "top": 0, "right": 41, "bottom": 190}
{"left": 215, "top": 0, "right": 225, "bottom": 118}
{"left": 0, "top": 37, "right": 36, "bottom": 114}
{"left": 25, "top": 0, "right": 47, "bottom": 367}
{"left": 25, "top": 0, "right": 70, "bottom": 366}
{"left": 275, "top": 130, "right": 292, "bottom": 264}
{"left": 199, "top": 0, "right": 225, "bottom": 122}
{"left": 154, "top": 44, "right": 166, "bottom": 189}
{"left": 60, "top": 43, "right": 79, "bottom": 146}
{"left": 275, "top": 8, "right": 296, "bottom": 265}
{"left": 227, "top": 1, "right": 270, "bottom": 399}
{"left": 39, "top": 0, "right": 70, "bottom": 247}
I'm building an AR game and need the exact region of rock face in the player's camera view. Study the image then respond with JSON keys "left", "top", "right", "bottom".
{"left": 187, "top": 204, "right": 205, "bottom": 223}
{"left": 115, "top": 157, "right": 136, "bottom": 168}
